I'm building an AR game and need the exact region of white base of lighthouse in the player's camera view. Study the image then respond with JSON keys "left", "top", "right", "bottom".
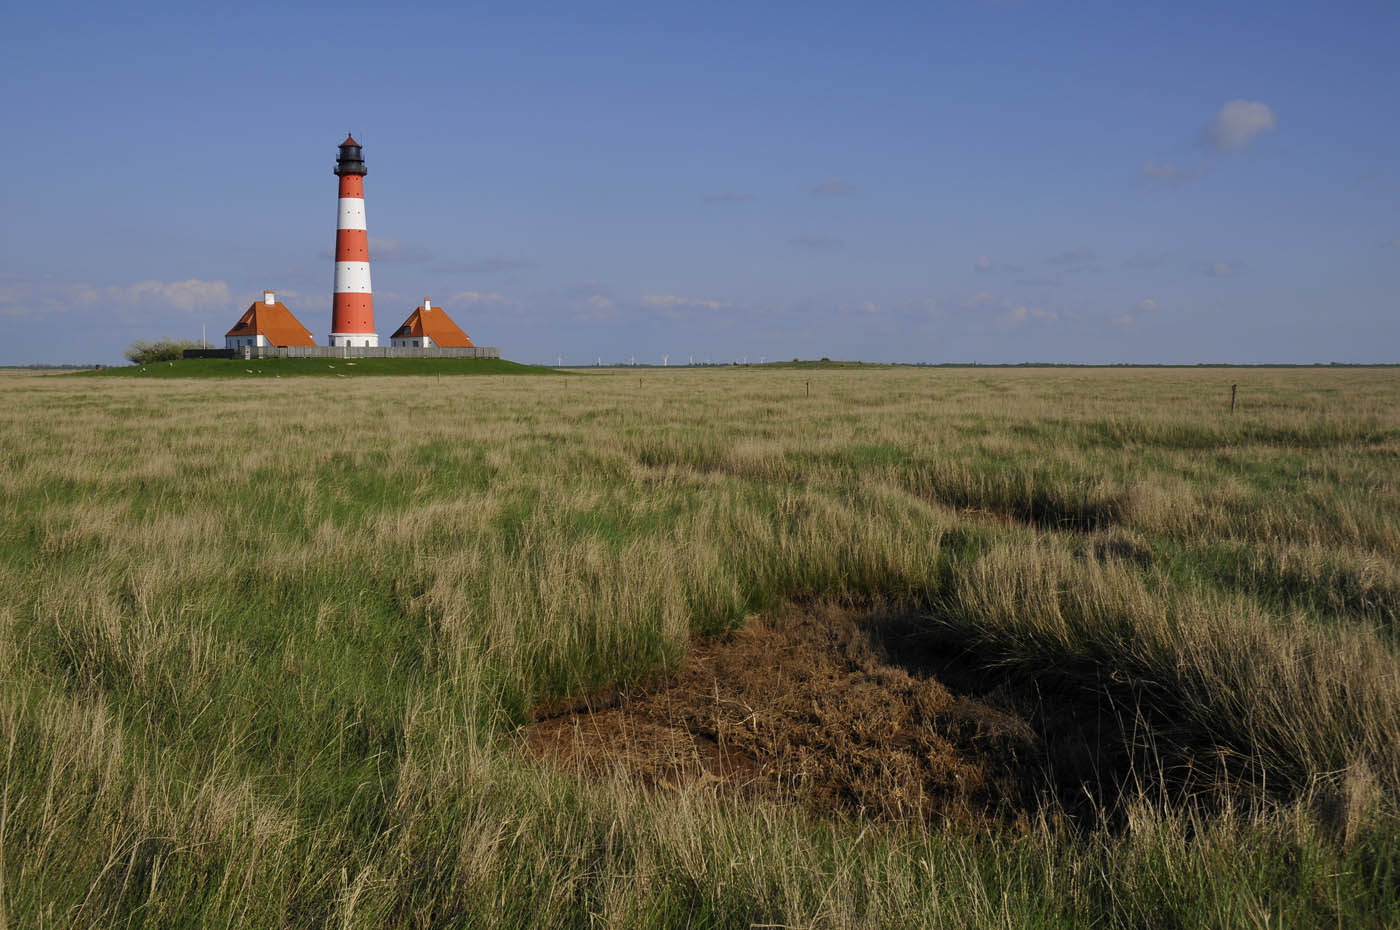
{"left": 328, "top": 333, "right": 380, "bottom": 348}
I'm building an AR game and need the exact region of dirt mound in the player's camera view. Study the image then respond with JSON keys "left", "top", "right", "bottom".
{"left": 527, "top": 604, "right": 1052, "bottom": 824}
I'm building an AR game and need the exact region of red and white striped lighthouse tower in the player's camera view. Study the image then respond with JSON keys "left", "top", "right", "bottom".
{"left": 329, "top": 134, "right": 378, "bottom": 347}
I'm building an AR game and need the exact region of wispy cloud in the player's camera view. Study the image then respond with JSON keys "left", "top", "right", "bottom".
{"left": 129, "top": 279, "right": 232, "bottom": 311}
{"left": 838, "top": 300, "right": 879, "bottom": 314}
{"left": 1047, "top": 247, "right": 1096, "bottom": 267}
{"left": 1125, "top": 253, "right": 1166, "bottom": 268}
{"left": 703, "top": 192, "right": 755, "bottom": 203}
{"left": 812, "top": 177, "right": 854, "bottom": 196}
{"left": 434, "top": 256, "right": 533, "bottom": 274}
{"left": 1205, "top": 100, "right": 1278, "bottom": 153}
{"left": 1207, "top": 261, "right": 1237, "bottom": 278}
{"left": 1141, "top": 159, "right": 1204, "bottom": 183}
{"left": 449, "top": 290, "right": 511, "bottom": 306}
{"left": 1016, "top": 276, "right": 1063, "bottom": 287}
{"left": 569, "top": 290, "right": 619, "bottom": 322}
{"left": 0, "top": 276, "right": 232, "bottom": 319}
{"left": 974, "top": 255, "right": 1022, "bottom": 273}
{"left": 790, "top": 235, "right": 846, "bottom": 251}
{"left": 1138, "top": 298, "right": 1158, "bottom": 312}
{"left": 1000, "top": 301, "right": 1058, "bottom": 329}
{"left": 957, "top": 287, "right": 1057, "bottom": 328}
{"left": 369, "top": 237, "right": 433, "bottom": 263}
{"left": 1113, "top": 313, "right": 1134, "bottom": 327}
{"left": 642, "top": 295, "right": 730, "bottom": 310}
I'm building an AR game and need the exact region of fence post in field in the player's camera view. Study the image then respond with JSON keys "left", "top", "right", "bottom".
{"left": 1231, "top": 383, "right": 1237, "bottom": 415}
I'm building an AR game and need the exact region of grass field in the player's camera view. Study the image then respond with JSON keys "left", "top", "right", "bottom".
{"left": 1, "top": 366, "right": 1397, "bottom": 928}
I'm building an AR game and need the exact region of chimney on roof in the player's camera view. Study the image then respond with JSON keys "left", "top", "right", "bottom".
{"left": 423, "top": 298, "right": 431, "bottom": 312}
{"left": 263, "top": 290, "right": 275, "bottom": 305}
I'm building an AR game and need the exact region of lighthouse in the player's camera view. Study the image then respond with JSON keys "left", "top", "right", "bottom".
{"left": 329, "top": 134, "right": 378, "bottom": 347}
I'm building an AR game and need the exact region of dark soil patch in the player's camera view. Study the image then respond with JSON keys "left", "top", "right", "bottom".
{"left": 529, "top": 604, "right": 1172, "bottom": 825}
{"left": 529, "top": 603, "right": 1239, "bottom": 826}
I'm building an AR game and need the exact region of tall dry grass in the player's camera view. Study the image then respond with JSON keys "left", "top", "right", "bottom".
{"left": 0, "top": 365, "right": 1397, "bottom": 927}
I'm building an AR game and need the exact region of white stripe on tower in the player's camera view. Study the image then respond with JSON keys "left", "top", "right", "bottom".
{"left": 337, "top": 198, "right": 367, "bottom": 230}
{"left": 334, "top": 261, "right": 372, "bottom": 292}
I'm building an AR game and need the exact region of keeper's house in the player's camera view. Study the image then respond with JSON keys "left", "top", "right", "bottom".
{"left": 389, "top": 299, "right": 474, "bottom": 348}
{"left": 225, "top": 291, "right": 317, "bottom": 349}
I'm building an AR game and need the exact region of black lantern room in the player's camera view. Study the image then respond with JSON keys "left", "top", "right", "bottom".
{"left": 334, "top": 134, "right": 367, "bottom": 176}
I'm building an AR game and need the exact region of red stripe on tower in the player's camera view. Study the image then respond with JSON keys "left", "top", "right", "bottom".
{"left": 329, "top": 134, "right": 378, "bottom": 347}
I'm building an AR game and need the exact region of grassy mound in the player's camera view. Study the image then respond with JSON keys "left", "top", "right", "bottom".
{"left": 79, "top": 356, "right": 557, "bottom": 378}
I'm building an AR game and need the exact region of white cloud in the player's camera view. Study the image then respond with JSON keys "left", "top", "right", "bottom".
{"left": 1205, "top": 100, "right": 1277, "bottom": 153}
{"left": 813, "top": 177, "right": 854, "bottom": 196}
{"left": 1208, "top": 261, "right": 1236, "bottom": 278}
{"left": 1138, "top": 298, "right": 1158, "bottom": 312}
{"left": 450, "top": 290, "right": 510, "bottom": 305}
{"left": 1141, "top": 160, "right": 1204, "bottom": 182}
{"left": 1113, "top": 313, "right": 1134, "bottom": 327}
{"left": 999, "top": 300, "right": 1057, "bottom": 329}
{"left": 975, "top": 255, "right": 993, "bottom": 270}
{"left": 643, "top": 295, "right": 730, "bottom": 310}
{"left": 1, "top": 277, "right": 231, "bottom": 319}
{"left": 125, "top": 279, "right": 232, "bottom": 312}
{"left": 961, "top": 291, "right": 996, "bottom": 309}
{"left": 587, "top": 295, "right": 616, "bottom": 310}
{"left": 0, "top": 278, "right": 97, "bottom": 318}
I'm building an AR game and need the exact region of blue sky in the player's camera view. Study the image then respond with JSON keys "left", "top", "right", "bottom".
{"left": 2, "top": 0, "right": 1397, "bottom": 364}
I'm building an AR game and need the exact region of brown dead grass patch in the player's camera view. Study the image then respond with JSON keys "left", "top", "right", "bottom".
{"left": 527, "top": 603, "right": 1049, "bottom": 825}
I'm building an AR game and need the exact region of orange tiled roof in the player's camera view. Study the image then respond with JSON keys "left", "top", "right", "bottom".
{"left": 224, "top": 300, "right": 317, "bottom": 346}
{"left": 390, "top": 304, "right": 474, "bottom": 347}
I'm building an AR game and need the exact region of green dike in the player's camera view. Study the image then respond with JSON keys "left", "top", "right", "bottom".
{"left": 76, "top": 357, "right": 560, "bottom": 378}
